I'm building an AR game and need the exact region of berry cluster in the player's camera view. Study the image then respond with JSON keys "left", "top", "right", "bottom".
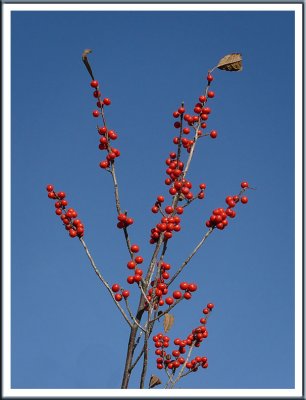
{"left": 88, "top": 80, "right": 121, "bottom": 170}
{"left": 117, "top": 213, "right": 134, "bottom": 229}
{"left": 171, "top": 74, "right": 218, "bottom": 151}
{"left": 46, "top": 185, "right": 85, "bottom": 238}
{"left": 125, "top": 244, "right": 145, "bottom": 286}
{"left": 153, "top": 303, "right": 214, "bottom": 371}
{"left": 144, "top": 263, "right": 198, "bottom": 310}
{"left": 205, "top": 182, "right": 250, "bottom": 230}
{"left": 149, "top": 182, "right": 205, "bottom": 244}
{"left": 111, "top": 283, "right": 130, "bottom": 302}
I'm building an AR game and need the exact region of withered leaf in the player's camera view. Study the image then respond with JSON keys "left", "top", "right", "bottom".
{"left": 82, "top": 48, "right": 92, "bottom": 60}
{"left": 149, "top": 374, "right": 162, "bottom": 388}
{"left": 217, "top": 53, "right": 242, "bottom": 71}
{"left": 81, "top": 49, "right": 95, "bottom": 80}
{"left": 163, "top": 313, "right": 174, "bottom": 333}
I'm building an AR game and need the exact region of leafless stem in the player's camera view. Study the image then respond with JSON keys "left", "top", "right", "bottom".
{"left": 168, "top": 227, "right": 214, "bottom": 287}
{"left": 123, "top": 297, "right": 146, "bottom": 332}
{"left": 79, "top": 237, "right": 132, "bottom": 327}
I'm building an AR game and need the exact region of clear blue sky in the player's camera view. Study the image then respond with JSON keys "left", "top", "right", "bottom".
{"left": 10, "top": 9, "right": 295, "bottom": 390}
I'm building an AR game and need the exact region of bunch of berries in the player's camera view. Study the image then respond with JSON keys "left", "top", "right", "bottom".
{"left": 88, "top": 80, "right": 121, "bottom": 170}
{"left": 111, "top": 283, "right": 130, "bottom": 301}
{"left": 205, "top": 182, "right": 250, "bottom": 230}
{"left": 125, "top": 244, "right": 145, "bottom": 286}
{"left": 171, "top": 73, "right": 218, "bottom": 153}
{"left": 153, "top": 303, "right": 213, "bottom": 371}
{"left": 46, "top": 185, "right": 85, "bottom": 238}
{"left": 117, "top": 213, "right": 134, "bottom": 229}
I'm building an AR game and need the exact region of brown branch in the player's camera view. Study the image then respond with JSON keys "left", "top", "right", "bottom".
{"left": 167, "top": 227, "right": 214, "bottom": 287}
{"left": 79, "top": 237, "right": 132, "bottom": 328}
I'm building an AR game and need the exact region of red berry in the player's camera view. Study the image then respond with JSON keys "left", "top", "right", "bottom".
{"left": 165, "top": 297, "right": 174, "bottom": 305}
{"left": 183, "top": 127, "right": 190, "bottom": 134}
{"left": 122, "top": 290, "right": 130, "bottom": 299}
{"left": 241, "top": 196, "right": 248, "bottom": 204}
{"left": 210, "top": 130, "right": 217, "bottom": 139}
{"left": 92, "top": 110, "right": 100, "bottom": 117}
{"left": 207, "top": 91, "right": 215, "bottom": 98}
{"left": 46, "top": 184, "right": 54, "bottom": 192}
{"left": 69, "top": 228, "right": 77, "bottom": 237}
{"left": 115, "top": 293, "right": 122, "bottom": 302}
{"left": 112, "top": 284, "right": 120, "bottom": 292}
{"left": 157, "top": 195, "right": 165, "bottom": 203}
{"left": 134, "top": 274, "right": 142, "bottom": 283}
{"left": 203, "top": 308, "right": 210, "bottom": 314}
{"left": 55, "top": 209, "right": 62, "bottom": 216}
{"left": 184, "top": 292, "right": 192, "bottom": 300}
{"left": 90, "top": 80, "right": 99, "bottom": 88}
{"left": 188, "top": 283, "right": 197, "bottom": 292}
{"left": 207, "top": 74, "right": 214, "bottom": 82}
{"left": 165, "top": 206, "right": 174, "bottom": 215}
{"left": 174, "top": 121, "right": 181, "bottom": 129}
{"left": 207, "top": 303, "right": 214, "bottom": 309}
{"left": 176, "top": 207, "right": 184, "bottom": 215}
{"left": 57, "top": 191, "right": 66, "bottom": 199}
{"left": 103, "top": 98, "right": 111, "bottom": 106}
{"left": 133, "top": 256, "right": 143, "bottom": 264}
{"left": 127, "top": 276, "right": 135, "bottom": 284}
{"left": 93, "top": 90, "right": 101, "bottom": 98}
{"left": 179, "top": 282, "right": 188, "bottom": 290}
{"left": 241, "top": 181, "right": 249, "bottom": 188}
{"left": 173, "top": 291, "right": 182, "bottom": 299}
{"left": 127, "top": 261, "right": 136, "bottom": 269}
{"left": 131, "top": 244, "right": 139, "bottom": 253}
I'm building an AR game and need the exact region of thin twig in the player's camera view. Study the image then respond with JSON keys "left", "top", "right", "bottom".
{"left": 124, "top": 297, "right": 146, "bottom": 332}
{"left": 167, "top": 228, "right": 214, "bottom": 287}
{"left": 79, "top": 237, "right": 132, "bottom": 328}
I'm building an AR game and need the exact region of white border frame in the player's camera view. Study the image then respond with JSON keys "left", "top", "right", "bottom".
{"left": 2, "top": 3, "right": 303, "bottom": 398}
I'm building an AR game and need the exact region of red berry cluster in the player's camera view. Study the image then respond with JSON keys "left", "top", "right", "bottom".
{"left": 149, "top": 182, "right": 205, "bottom": 244}
{"left": 117, "top": 213, "right": 134, "bottom": 229}
{"left": 171, "top": 73, "right": 218, "bottom": 151}
{"left": 88, "top": 80, "right": 121, "bottom": 170}
{"left": 154, "top": 303, "right": 213, "bottom": 371}
{"left": 46, "top": 185, "right": 85, "bottom": 238}
{"left": 111, "top": 283, "right": 130, "bottom": 302}
{"left": 125, "top": 244, "right": 145, "bottom": 286}
{"left": 205, "top": 182, "right": 250, "bottom": 230}
{"left": 145, "top": 261, "right": 172, "bottom": 309}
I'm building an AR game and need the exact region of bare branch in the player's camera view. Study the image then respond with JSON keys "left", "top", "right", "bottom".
{"left": 79, "top": 237, "right": 132, "bottom": 328}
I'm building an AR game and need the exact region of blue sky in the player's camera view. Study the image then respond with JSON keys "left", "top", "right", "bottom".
{"left": 10, "top": 8, "right": 297, "bottom": 390}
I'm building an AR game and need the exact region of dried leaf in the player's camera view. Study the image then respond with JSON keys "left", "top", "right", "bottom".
{"left": 82, "top": 49, "right": 95, "bottom": 80}
{"left": 82, "top": 48, "right": 92, "bottom": 60}
{"left": 217, "top": 53, "right": 242, "bottom": 71}
{"left": 163, "top": 313, "right": 174, "bottom": 333}
{"left": 149, "top": 374, "right": 162, "bottom": 388}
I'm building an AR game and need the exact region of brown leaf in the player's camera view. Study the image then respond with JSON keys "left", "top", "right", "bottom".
{"left": 163, "top": 313, "right": 174, "bottom": 333}
{"left": 81, "top": 49, "right": 95, "bottom": 80}
{"left": 149, "top": 375, "right": 162, "bottom": 388}
{"left": 217, "top": 53, "right": 242, "bottom": 71}
{"left": 82, "top": 48, "right": 92, "bottom": 60}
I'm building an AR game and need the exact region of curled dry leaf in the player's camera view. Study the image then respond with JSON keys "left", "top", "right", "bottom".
{"left": 82, "top": 49, "right": 95, "bottom": 80}
{"left": 163, "top": 313, "right": 174, "bottom": 333}
{"left": 82, "top": 48, "right": 92, "bottom": 60}
{"left": 216, "top": 53, "right": 242, "bottom": 71}
{"left": 149, "top": 374, "right": 162, "bottom": 388}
